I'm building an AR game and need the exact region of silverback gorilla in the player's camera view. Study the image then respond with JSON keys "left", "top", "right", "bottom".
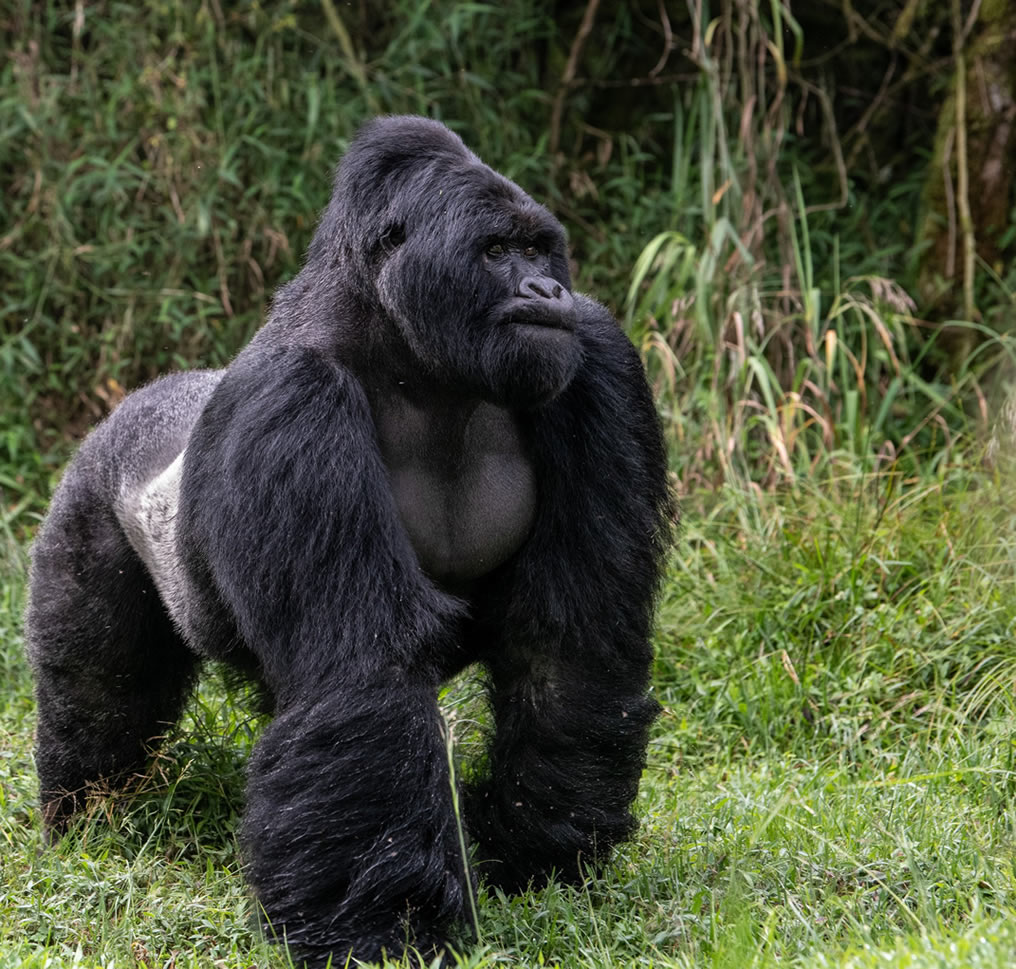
{"left": 25, "top": 116, "right": 671, "bottom": 966}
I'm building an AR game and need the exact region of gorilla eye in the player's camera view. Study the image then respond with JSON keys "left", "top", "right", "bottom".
{"left": 523, "top": 246, "right": 539, "bottom": 259}
{"left": 486, "top": 243, "right": 505, "bottom": 258}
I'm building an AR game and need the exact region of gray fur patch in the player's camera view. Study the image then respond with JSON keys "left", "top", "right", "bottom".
{"left": 117, "top": 451, "right": 201, "bottom": 646}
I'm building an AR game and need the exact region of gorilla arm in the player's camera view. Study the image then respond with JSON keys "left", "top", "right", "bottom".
{"left": 175, "top": 342, "right": 470, "bottom": 965}
{"left": 465, "top": 295, "right": 673, "bottom": 891}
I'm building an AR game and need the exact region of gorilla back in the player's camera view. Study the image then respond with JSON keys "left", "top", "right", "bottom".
{"left": 26, "top": 115, "right": 672, "bottom": 968}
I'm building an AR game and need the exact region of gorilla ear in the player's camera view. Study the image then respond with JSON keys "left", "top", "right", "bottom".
{"left": 369, "top": 223, "right": 407, "bottom": 269}
{"left": 380, "top": 223, "right": 406, "bottom": 255}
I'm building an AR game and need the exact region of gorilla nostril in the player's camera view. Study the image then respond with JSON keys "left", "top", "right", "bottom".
{"left": 519, "top": 276, "right": 562, "bottom": 301}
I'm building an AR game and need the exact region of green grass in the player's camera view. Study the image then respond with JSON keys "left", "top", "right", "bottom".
{"left": 3, "top": 469, "right": 1016, "bottom": 968}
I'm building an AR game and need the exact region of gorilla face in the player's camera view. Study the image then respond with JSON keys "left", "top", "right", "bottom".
{"left": 320, "top": 118, "right": 584, "bottom": 408}
{"left": 377, "top": 177, "right": 583, "bottom": 408}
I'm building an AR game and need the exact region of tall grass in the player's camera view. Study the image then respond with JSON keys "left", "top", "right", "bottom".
{"left": 0, "top": 0, "right": 676, "bottom": 523}
{"left": 626, "top": 0, "right": 1016, "bottom": 489}
{"left": 5, "top": 0, "right": 1013, "bottom": 510}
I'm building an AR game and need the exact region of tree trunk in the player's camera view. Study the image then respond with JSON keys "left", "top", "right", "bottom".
{"left": 916, "top": 0, "right": 1016, "bottom": 335}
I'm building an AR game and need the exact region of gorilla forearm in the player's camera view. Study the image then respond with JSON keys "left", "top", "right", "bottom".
{"left": 244, "top": 683, "right": 468, "bottom": 967}
{"left": 463, "top": 301, "right": 669, "bottom": 890}
{"left": 466, "top": 675, "right": 659, "bottom": 892}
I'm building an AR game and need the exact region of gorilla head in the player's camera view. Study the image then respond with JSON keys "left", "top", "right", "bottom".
{"left": 308, "top": 116, "right": 582, "bottom": 408}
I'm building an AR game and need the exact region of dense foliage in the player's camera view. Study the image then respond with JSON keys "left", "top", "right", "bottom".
{"left": 3, "top": 0, "right": 1015, "bottom": 519}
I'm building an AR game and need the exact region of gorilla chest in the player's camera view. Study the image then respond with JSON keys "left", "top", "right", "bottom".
{"left": 372, "top": 396, "right": 536, "bottom": 586}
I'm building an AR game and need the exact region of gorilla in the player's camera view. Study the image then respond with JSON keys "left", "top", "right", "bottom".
{"left": 25, "top": 116, "right": 671, "bottom": 966}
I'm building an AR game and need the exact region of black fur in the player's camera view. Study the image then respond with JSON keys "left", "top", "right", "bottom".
{"left": 25, "top": 116, "right": 672, "bottom": 966}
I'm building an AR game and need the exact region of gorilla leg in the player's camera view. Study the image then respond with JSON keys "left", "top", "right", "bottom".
{"left": 26, "top": 495, "right": 197, "bottom": 832}
{"left": 243, "top": 678, "right": 469, "bottom": 967}
{"left": 466, "top": 650, "right": 658, "bottom": 894}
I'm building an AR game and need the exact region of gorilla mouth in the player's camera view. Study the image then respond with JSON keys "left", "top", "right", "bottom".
{"left": 513, "top": 321, "right": 575, "bottom": 345}
{"left": 498, "top": 296, "right": 577, "bottom": 333}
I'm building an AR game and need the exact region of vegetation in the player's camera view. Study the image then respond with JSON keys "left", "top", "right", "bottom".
{"left": 2, "top": 1, "right": 1016, "bottom": 968}
{"left": 4, "top": 472, "right": 1016, "bottom": 968}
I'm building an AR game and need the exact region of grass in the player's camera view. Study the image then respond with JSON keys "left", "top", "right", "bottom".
{"left": 3, "top": 468, "right": 1016, "bottom": 968}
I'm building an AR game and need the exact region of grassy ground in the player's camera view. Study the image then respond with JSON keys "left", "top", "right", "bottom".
{"left": 3, "top": 467, "right": 1016, "bottom": 969}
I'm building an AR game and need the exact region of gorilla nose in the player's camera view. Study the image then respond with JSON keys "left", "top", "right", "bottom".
{"left": 518, "top": 276, "right": 566, "bottom": 302}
